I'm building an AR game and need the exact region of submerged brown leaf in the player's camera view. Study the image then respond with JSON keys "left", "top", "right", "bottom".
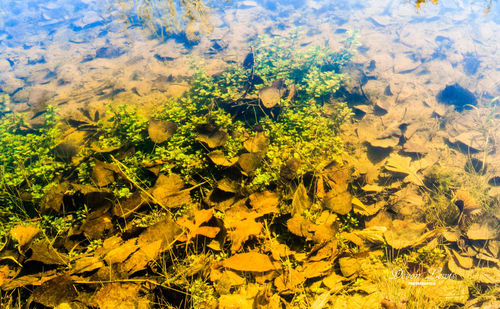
{"left": 384, "top": 220, "right": 427, "bottom": 249}
{"left": 238, "top": 152, "right": 262, "bottom": 174}
{"left": 292, "top": 183, "right": 311, "bottom": 215}
{"left": 94, "top": 283, "right": 149, "bottom": 309}
{"left": 384, "top": 153, "right": 424, "bottom": 186}
{"left": 92, "top": 160, "right": 120, "bottom": 187}
{"left": 10, "top": 225, "right": 40, "bottom": 248}
{"left": 259, "top": 86, "right": 281, "bottom": 108}
{"left": 208, "top": 150, "right": 238, "bottom": 166}
{"left": 225, "top": 205, "right": 263, "bottom": 252}
{"left": 196, "top": 128, "right": 228, "bottom": 148}
{"left": 31, "top": 275, "right": 76, "bottom": 308}
{"left": 150, "top": 174, "right": 191, "bottom": 207}
{"left": 223, "top": 252, "right": 277, "bottom": 272}
{"left": 148, "top": 119, "right": 176, "bottom": 143}
{"left": 244, "top": 132, "right": 269, "bottom": 153}
{"left": 177, "top": 209, "right": 220, "bottom": 241}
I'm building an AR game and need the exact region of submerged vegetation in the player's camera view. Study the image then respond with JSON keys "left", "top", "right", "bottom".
{"left": 0, "top": 21, "right": 499, "bottom": 308}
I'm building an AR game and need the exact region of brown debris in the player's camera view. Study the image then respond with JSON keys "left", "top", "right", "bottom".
{"left": 147, "top": 119, "right": 176, "bottom": 143}
{"left": 149, "top": 173, "right": 192, "bottom": 208}
{"left": 31, "top": 275, "right": 77, "bottom": 308}
{"left": 222, "top": 252, "right": 277, "bottom": 273}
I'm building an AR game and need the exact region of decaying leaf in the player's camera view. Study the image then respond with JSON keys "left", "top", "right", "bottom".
{"left": 339, "top": 257, "right": 362, "bottom": 277}
{"left": 274, "top": 268, "right": 306, "bottom": 292}
{"left": 92, "top": 160, "right": 120, "bottom": 187}
{"left": 238, "top": 152, "right": 262, "bottom": 174}
{"left": 280, "top": 158, "right": 301, "bottom": 181}
{"left": 208, "top": 150, "right": 238, "bottom": 166}
{"left": 104, "top": 238, "right": 139, "bottom": 265}
{"left": 324, "top": 190, "right": 352, "bottom": 215}
{"left": 27, "top": 241, "right": 69, "bottom": 265}
{"left": 39, "top": 182, "right": 71, "bottom": 214}
{"left": 148, "top": 119, "right": 176, "bottom": 143}
{"left": 249, "top": 191, "right": 279, "bottom": 215}
{"left": 467, "top": 219, "right": 499, "bottom": 240}
{"left": 112, "top": 191, "right": 147, "bottom": 218}
{"left": 196, "top": 128, "right": 228, "bottom": 148}
{"left": 448, "top": 258, "right": 500, "bottom": 284}
{"left": 123, "top": 240, "right": 162, "bottom": 274}
{"left": 301, "top": 261, "right": 332, "bottom": 279}
{"left": 150, "top": 174, "right": 191, "bottom": 207}
{"left": 292, "top": 183, "right": 311, "bottom": 215}
{"left": 244, "top": 132, "right": 269, "bottom": 153}
{"left": 223, "top": 252, "right": 277, "bottom": 272}
{"left": 384, "top": 153, "right": 424, "bottom": 186}
{"left": 287, "top": 214, "right": 337, "bottom": 243}
{"left": 452, "top": 250, "right": 473, "bottom": 269}
{"left": 71, "top": 256, "right": 105, "bottom": 274}
{"left": 259, "top": 86, "right": 281, "bottom": 108}
{"left": 353, "top": 226, "right": 387, "bottom": 244}
{"left": 31, "top": 275, "right": 76, "bottom": 308}
{"left": 10, "top": 225, "right": 40, "bottom": 248}
{"left": 177, "top": 209, "right": 220, "bottom": 241}
{"left": 94, "top": 283, "right": 149, "bottom": 309}
{"left": 217, "top": 178, "right": 239, "bottom": 193}
{"left": 352, "top": 198, "right": 382, "bottom": 216}
{"left": 225, "top": 205, "right": 263, "bottom": 252}
{"left": 384, "top": 220, "right": 427, "bottom": 249}
{"left": 138, "top": 216, "right": 182, "bottom": 251}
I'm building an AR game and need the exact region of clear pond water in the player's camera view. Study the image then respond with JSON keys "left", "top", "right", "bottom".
{"left": 1, "top": 0, "right": 499, "bottom": 114}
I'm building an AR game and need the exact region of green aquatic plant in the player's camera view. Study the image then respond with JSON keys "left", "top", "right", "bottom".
{"left": 0, "top": 106, "right": 66, "bottom": 206}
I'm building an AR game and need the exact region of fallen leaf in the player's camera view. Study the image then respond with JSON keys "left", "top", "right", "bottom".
{"left": 352, "top": 198, "right": 382, "bottom": 216}
{"left": 384, "top": 220, "right": 427, "bottom": 249}
{"left": 448, "top": 258, "right": 500, "bottom": 284}
{"left": 123, "top": 240, "right": 162, "bottom": 274}
{"left": 238, "top": 153, "right": 262, "bottom": 174}
{"left": 10, "top": 225, "right": 40, "bottom": 248}
{"left": 302, "top": 261, "right": 332, "bottom": 278}
{"left": 92, "top": 160, "right": 120, "bottom": 187}
{"left": 94, "top": 283, "right": 149, "bottom": 309}
{"left": 71, "top": 256, "right": 104, "bottom": 274}
{"left": 196, "top": 128, "right": 228, "bottom": 148}
{"left": 339, "top": 257, "right": 362, "bottom": 277}
{"left": 223, "top": 252, "right": 277, "bottom": 272}
{"left": 249, "top": 191, "right": 279, "bottom": 215}
{"left": 112, "top": 191, "right": 147, "bottom": 218}
{"left": 104, "top": 238, "right": 138, "bottom": 265}
{"left": 244, "top": 132, "right": 269, "bottom": 153}
{"left": 138, "top": 217, "right": 182, "bottom": 251}
{"left": 292, "top": 183, "right": 311, "bottom": 215}
{"left": 353, "top": 226, "right": 387, "bottom": 244}
{"left": 322, "top": 272, "right": 345, "bottom": 291}
{"left": 31, "top": 275, "right": 76, "bottom": 308}
{"left": 324, "top": 190, "right": 352, "bottom": 215}
{"left": 225, "top": 208, "right": 262, "bottom": 252}
{"left": 384, "top": 153, "right": 424, "bottom": 186}
{"left": 148, "top": 119, "right": 176, "bottom": 143}
{"left": 259, "top": 86, "right": 281, "bottom": 108}
{"left": 177, "top": 209, "right": 220, "bottom": 241}
{"left": 452, "top": 250, "right": 473, "bottom": 269}
{"left": 207, "top": 150, "right": 238, "bottom": 167}
{"left": 150, "top": 174, "right": 191, "bottom": 208}
{"left": 467, "top": 219, "right": 499, "bottom": 240}
{"left": 274, "top": 268, "right": 306, "bottom": 292}
{"left": 27, "top": 241, "right": 69, "bottom": 265}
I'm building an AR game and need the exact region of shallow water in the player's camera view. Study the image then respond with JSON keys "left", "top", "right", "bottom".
{"left": 1, "top": 1, "right": 500, "bottom": 306}
{"left": 1, "top": 0, "right": 499, "bottom": 114}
